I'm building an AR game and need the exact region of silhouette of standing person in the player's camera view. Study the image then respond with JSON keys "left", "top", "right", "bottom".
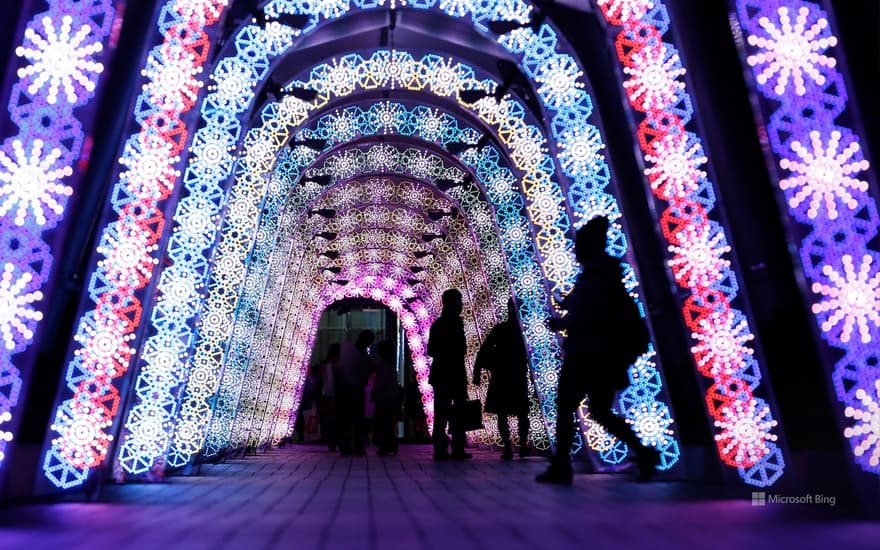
{"left": 336, "top": 330, "right": 375, "bottom": 455}
{"left": 537, "top": 216, "right": 660, "bottom": 484}
{"left": 474, "top": 298, "right": 531, "bottom": 460}
{"left": 427, "top": 289, "right": 472, "bottom": 460}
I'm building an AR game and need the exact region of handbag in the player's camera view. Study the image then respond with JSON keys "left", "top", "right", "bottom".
{"left": 456, "top": 399, "right": 484, "bottom": 432}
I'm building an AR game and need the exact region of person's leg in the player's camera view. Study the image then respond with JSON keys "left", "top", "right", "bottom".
{"left": 449, "top": 398, "right": 468, "bottom": 457}
{"left": 588, "top": 385, "right": 661, "bottom": 479}
{"left": 588, "top": 387, "right": 642, "bottom": 451}
{"left": 536, "top": 365, "right": 579, "bottom": 483}
{"left": 433, "top": 393, "right": 451, "bottom": 457}
{"left": 497, "top": 414, "right": 513, "bottom": 459}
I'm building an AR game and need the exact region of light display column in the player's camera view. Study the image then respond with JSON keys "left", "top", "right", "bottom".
{"left": 0, "top": 0, "right": 119, "bottom": 491}
{"left": 729, "top": 0, "right": 880, "bottom": 493}
{"left": 591, "top": 0, "right": 787, "bottom": 486}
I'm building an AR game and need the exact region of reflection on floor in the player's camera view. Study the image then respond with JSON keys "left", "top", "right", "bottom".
{"left": 1, "top": 445, "right": 876, "bottom": 549}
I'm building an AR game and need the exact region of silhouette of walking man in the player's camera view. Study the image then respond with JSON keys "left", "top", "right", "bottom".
{"left": 537, "top": 216, "right": 660, "bottom": 484}
{"left": 474, "top": 298, "right": 531, "bottom": 460}
{"left": 427, "top": 289, "right": 472, "bottom": 460}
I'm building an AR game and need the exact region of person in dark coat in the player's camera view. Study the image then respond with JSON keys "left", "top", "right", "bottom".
{"left": 473, "top": 298, "right": 531, "bottom": 460}
{"left": 537, "top": 216, "right": 660, "bottom": 484}
{"left": 427, "top": 289, "right": 472, "bottom": 460}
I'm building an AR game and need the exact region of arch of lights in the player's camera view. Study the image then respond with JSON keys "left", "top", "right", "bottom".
{"left": 162, "top": 51, "right": 679, "bottom": 473}
{"left": 0, "top": 1, "right": 117, "bottom": 470}
{"left": 43, "top": 0, "right": 775, "bottom": 488}
{"left": 202, "top": 180, "right": 498, "bottom": 456}
{"left": 731, "top": 0, "right": 880, "bottom": 475}
{"left": 217, "top": 172, "right": 551, "bottom": 456}
{"left": 221, "top": 127, "right": 658, "bottom": 461}
{"left": 212, "top": 145, "right": 515, "bottom": 451}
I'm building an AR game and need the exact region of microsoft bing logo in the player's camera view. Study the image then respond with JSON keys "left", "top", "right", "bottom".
{"left": 752, "top": 492, "right": 766, "bottom": 506}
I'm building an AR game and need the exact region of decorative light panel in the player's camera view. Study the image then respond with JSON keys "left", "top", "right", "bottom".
{"left": 592, "top": 0, "right": 787, "bottom": 487}
{"left": 229, "top": 103, "right": 672, "bottom": 462}
{"left": 221, "top": 174, "right": 552, "bottom": 453}
{"left": 160, "top": 63, "right": 579, "bottom": 471}
{"left": 733, "top": 0, "right": 879, "bottom": 475}
{"left": 214, "top": 144, "right": 509, "bottom": 452}
{"left": 203, "top": 186, "right": 496, "bottom": 456}
{"left": 0, "top": 0, "right": 117, "bottom": 473}
{"left": 237, "top": 217, "right": 464, "bottom": 444}
{"left": 41, "top": 0, "right": 226, "bottom": 489}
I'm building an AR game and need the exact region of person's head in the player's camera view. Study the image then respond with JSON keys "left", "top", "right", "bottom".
{"left": 506, "top": 297, "right": 517, "bottom": 322}
{"left": 356, "top": 330, "right": 375, "bottom": 351}
{"left": 441, "top": 289, "right": 463, "bottom": 316}
{"left": 575, "top": 216, "right": 609, "bottom": 263}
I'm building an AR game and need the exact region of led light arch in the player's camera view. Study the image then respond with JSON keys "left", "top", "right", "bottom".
{"left": 0, "top": 0, "right": 117, "bottom": 471}
{"left": 238, "top": 213, "right": 481, "bottom": 445}
{"left": 221, "top": 172, "right": 550, "bottom": 454}
{"left": 732, "top": 0, "right": 880, "bottom": 475}
{"left": 44, "top": 3, "right": 784, "bottom": 492}
{"left": 203, "top": 184, "right": 498, "bottom": 456}
{"left": 217, "top": 147, "right": 503, "bottom": 443}
{"left": 175, "top": 94, "right": 671, "bottom": 468}
{"left": 236, "top": 133, "right": 640, "bottom": 457}
{"left": 159, "top": 53, "right": 578, "bottom": 470}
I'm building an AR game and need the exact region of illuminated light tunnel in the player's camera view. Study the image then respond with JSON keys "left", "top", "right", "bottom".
{"left": 0, "top": 0, "right": 876, "bottom": 507}
{"left": 47, "top": 0, "right": 770, "bottom": 488}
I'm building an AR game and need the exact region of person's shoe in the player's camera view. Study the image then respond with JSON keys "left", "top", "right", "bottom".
{"left": 501, "top": 445, "right": 513, "bottom": 461}
{"left": 535, "top": 463, "right": 573, "bottom": 485}
{"left": 450, "top": 451, "right": 473, "bottom": 460}
{"left": 635, "top": 447, "right": 662, "bottom": 482}
{"left": 433, "top": 451, "right": 451, "bottom": 461}
{"left": 518, "top": 446, "right": 531, "bottom": 459}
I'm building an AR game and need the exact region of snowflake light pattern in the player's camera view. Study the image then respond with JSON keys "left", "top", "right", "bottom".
{"left": 603, "top": 0, "right": 784, "bottom": 485}
{"left": 0, "top": 264, "right": 44, "bottom": 351}
{"left": 622, "top": 44, "right": 685, "bottom": 112}
{"left": 667, "top": 224, "right": 731, "bottom": 289}
{"left": 626, "top": 401, "right": 675, "bottom": 448}
{"left": 0, "top": 139, "right": 73, "bottom": 226}
{"left": 746, "top": 5, "right": 837, "bottom": 96}
{"left": 779, "top": 130, "right": 870, "bottom": 220}
{"left": 714, "top": 397, "right": 778, "bottom": 466}
{"left": 16, "top": 15, "right": 105, "bottom": 104}
{"left": 736, "top": 0, "right": 880, "bottom": 478}
{"left": 644, "top": 135, "right": 707, "bottom": 200}
{"left": 691, "top": 311, "right": 755, "bottom": 378}
{"left": 844, "top": 379, "right": 880, "bottom": 470}
{"left": 811, "top": 254, "right": 880, "bottom": 344}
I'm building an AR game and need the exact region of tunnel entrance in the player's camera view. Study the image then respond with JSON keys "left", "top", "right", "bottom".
{"left": 296, "top": 298, "right": 429, "bottom": 448}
